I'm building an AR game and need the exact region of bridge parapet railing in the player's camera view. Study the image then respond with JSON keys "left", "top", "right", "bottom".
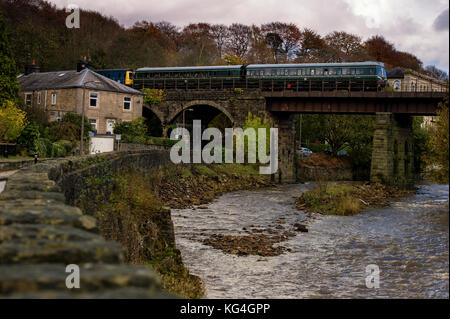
{"left": 134, "top": 77, "right": 449, "bottom": 94}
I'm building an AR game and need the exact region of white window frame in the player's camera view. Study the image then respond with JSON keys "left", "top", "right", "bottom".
{"left": 51, "top": 93, "right": 56, "bottom": 105}
{"left": 89, "top": 118, "right": 98, "bottom": 131}
{"left": 89, "top": 92, "right": 99, "bottom": 108}
{"left": 123, "top": 96, "right": 132, "bottom": 111}
{"left": 24, "top": 93, "right": 32, "bottom": 106}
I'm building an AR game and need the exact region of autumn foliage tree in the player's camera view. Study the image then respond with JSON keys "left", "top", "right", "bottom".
{"left": 424, "top": 97, "right": 449, "bottom": 184}
{"left": 0, "top": 9, "right": 18, "bottom": 105}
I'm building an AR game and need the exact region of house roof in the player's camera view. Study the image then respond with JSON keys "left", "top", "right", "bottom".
{"left": 387, "top": 67, "right": 446, "bottom": 84}
{"left": 386, "top": 67, "right": 405, "bottom": 79}
{"left": 18, "top": 69, "right": 145, "bottom": 95}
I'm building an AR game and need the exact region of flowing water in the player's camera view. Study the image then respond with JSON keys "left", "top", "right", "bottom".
{"left": 172, "top": 183, "right": 449, "bottom": 299}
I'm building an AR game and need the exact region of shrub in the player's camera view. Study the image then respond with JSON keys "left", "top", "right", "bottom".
{"left": 114, "top": 117, "right": 148, "bottom": 143}
{"left": 35, "top": 138, "right": 53, "bottom": 157}
{"left": 51, "top": 142, "right": 67, "bottom": 157}
{"left": 48, "top": 121, "right": 79, "bottom": 142}
{"left": 57, "top": 139, "right": 75, "bottom": 153}
{"left": 142, "top": 89, "right": 165, "bottom": 105}
{"left": 17, "top": 122, "right": 41, "bottom": 155}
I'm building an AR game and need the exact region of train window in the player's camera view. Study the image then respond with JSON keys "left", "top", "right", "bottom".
{"left": 342, "top": 68, "right": 349, "bottom": 75}
{"left": 289, "top": 69, "right": 297, "bottom": 76}
{"left": 350, "top": 69, "right": 356, "bottom": 75}
{"left": 329, "top": 69, "right": 337, "bottom": 75}
{"left": 265, "top": 69, "right": 271, "bottom": 76}
{"left": 260, "top": 70, "right": 264, "bottom": 76}
{"left": 376, "top": 67, "right": 383, "bottom": 77}
{"left": 324, "top": 69, "right": 329, "bottom": 75}
{"left": 316, "top": 68, "right": 323, "bottom": 75}
{"left": 310, "top": 69, "right": 315, "bottom": 75}
{"left": 336, "top": 69, "right": 342, "bottom": 75}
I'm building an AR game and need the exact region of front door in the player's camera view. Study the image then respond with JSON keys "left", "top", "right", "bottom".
{"left": 106, "top": 119, "right": 116, "bottom": 134}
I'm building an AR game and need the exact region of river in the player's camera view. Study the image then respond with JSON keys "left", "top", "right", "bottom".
{"left": 171, "top": 183, "right": 449, "bottom": 299}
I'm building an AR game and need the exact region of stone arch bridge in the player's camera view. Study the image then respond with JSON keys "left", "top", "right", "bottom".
{"left": 144, "top": 89, "right": 447, "bottom": 186}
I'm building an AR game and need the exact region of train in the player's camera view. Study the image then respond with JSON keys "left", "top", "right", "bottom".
{"left": 96, "top": 62, "right": 387, "bottom": 92}
{"left": 95, "top": 68, "right": 134, "bottom": 86}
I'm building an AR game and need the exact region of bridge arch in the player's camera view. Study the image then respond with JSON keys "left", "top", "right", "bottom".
{"left": 143, "top": 104, "right": 165, "bottom": 137}
{"left": 167, "top": 100, "right": 235, "bottom": 126}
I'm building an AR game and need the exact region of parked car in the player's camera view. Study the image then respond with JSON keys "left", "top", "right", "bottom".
{"left": 337, "top": 149, "right": 348, "bottom": 156}
{"left": 297, "top": 147, "right": 313, "bottom": 158}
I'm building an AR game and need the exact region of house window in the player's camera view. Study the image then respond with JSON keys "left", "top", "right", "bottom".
{"left": 123, "top": 97, "right": 132, "bottom": 110}
{"left": 89, "top": 93, "right": 98, "bottom": 108}
{"left": 25, "top": 93, "right": 32, "bottom": 106}
{"left": 51, "top": 93, "right": 56, "bottom": 105}
{"left": 89, "top": 119, "right": 97, "bottom": 131}
{"left": 37, "top": 92, "right": 41, "bottom": 104}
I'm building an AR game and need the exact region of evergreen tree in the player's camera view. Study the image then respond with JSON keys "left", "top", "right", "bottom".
{"left": 0, "top": 11, "right": 19, "bottom": 106}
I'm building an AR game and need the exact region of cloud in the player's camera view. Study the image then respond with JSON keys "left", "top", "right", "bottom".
{"left": 433, "top": 8, "right": 449, "bottom": 31}
{"left": 50, "top": 0, "right": 449, "bottom": 72}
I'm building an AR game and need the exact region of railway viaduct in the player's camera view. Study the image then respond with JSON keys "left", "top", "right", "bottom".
{"left": 145, "top": 89, "right": 447, "bottom": 187}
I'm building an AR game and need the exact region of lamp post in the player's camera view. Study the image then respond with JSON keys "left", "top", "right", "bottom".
{"left": 182, "top": 108, "right": 194, "bottom": 129}
{"left": 80, "top": 80, "right": 100, "bottom": 156}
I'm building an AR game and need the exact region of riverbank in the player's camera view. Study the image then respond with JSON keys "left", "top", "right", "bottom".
{"left": 295, "top": 182, "right": 415, "bottom": 216}
{"left": 95, "top": 163, "right": 272, "bottom": 298}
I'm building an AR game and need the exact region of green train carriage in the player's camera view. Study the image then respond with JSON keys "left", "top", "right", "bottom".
{"left": 134, "top": 62, "right": 387, "bottom": 91}
{"left": 245, "top": 61, "right": 387, "bottom": 91}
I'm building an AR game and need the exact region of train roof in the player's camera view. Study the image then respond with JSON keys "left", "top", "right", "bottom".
{"left": 96, "top": 68, "right": 134, "bottom": 72}
{"left": 136, "top": 65, "right": 243, "bottom": 72}
{"left": 246, "top": 62, "right": 385, "bottom": 69}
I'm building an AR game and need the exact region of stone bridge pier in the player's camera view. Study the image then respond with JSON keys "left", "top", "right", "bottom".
{"left": 370, "top": 112, "right": 414, "bottom": 188}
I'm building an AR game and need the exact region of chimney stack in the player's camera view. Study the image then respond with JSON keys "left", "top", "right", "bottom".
{"left": 77, "top": 56, "right": 89, "bottom": 72}
{"left": 25, "top": 60, "right": 40, "bottom": 75}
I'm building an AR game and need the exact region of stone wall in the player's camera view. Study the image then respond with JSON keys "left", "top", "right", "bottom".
{"left": 0, "top": 150, "right": 174, "bottom": 298}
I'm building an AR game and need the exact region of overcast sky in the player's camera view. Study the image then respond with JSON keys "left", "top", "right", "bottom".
{"left": 51, "top": 0, "right": 449, "bottom": 72}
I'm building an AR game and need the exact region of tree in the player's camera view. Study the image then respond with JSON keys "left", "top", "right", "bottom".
{"left": 261, "top": 22, "right": 301, "bottom": 63}
{"left": 226, "top": 23, "right": 252, "bottom": 59}
{"left": 0, "top": 10, "right": 19, "bottom": 105}
{"left": 0, "top": 100, "right": 27, "bottom": 142}
{"left": 323, "top": 31, "right": 366, "bottom": 62}
{"left": 295, "top": 28, "right": 326, "bottom": 62}
{"left": 424, "top": 97, "right": 449, "bottom": 183}
{"left": 211, "top": 24, "right": 229, "bottom": 59}
{"left": 178, "top": 23, "right": 217, "bottom": 65}
{"left": 425, "top": 65, "right": 449, "bottom": 81}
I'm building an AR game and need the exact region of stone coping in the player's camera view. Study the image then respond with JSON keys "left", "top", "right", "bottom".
{"left": 0, "top": 150, "right": 174, "bottom": 298}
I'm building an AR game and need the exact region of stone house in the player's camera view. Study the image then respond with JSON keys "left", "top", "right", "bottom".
{"left": 387, "top": 68, "right": 448, "bottom": 128}
{"left": 387, "top": 67, "right": 447, "bottom": 92}
{"left": 18, "top": 68, "right": 145, "bottom": 134}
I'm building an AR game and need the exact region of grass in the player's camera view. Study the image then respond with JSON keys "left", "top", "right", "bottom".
{"left": 297, "top": 184, "right": 361, "bottom": 216}
{"left": 147, "top": 248, "right": 204, "bottom": 299}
